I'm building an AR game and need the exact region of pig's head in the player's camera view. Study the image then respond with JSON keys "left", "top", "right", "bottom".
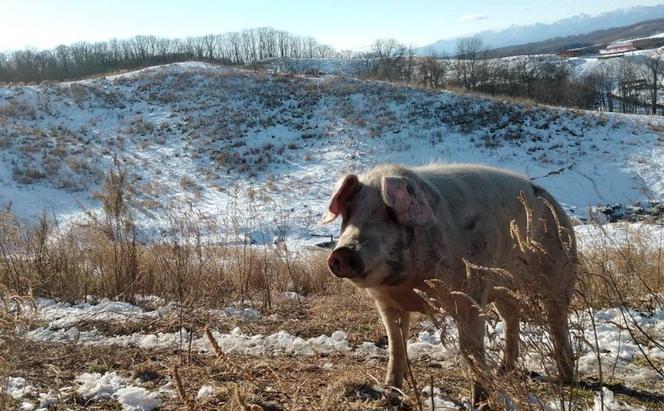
{"left": 323, "top": 167, "right": 438, "bottom": 288}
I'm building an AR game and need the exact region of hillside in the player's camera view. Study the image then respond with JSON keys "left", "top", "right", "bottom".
{"left": 0, "top": 62, "right": 661, "bottom": 247}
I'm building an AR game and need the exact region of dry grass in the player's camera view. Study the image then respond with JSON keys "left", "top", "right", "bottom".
{"left": 0, "top": 194, "right": 334, "bottom": 311}
{"left": 0, "top": 285, "right": 36, "bottom": 410}
{"left": 576, "top": 223, "right": 662, "bottom": 311}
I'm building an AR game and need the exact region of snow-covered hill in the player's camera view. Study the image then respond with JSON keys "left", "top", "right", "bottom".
{"left": 0, "top": 62, "right": 661, "bottom": 247}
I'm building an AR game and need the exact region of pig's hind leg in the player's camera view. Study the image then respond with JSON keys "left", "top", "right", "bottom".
{"left": 491, "top": 291, "right": 521, "bottom": 374}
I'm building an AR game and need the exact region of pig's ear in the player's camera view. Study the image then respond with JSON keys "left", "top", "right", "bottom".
{"left": 321, "top": 174, "right": 360, "bottom": 224}
{"left": 381, "top": 176, "right": 436, "bottom": 226}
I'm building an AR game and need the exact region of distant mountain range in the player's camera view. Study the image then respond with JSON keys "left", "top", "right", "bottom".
{"left": 485, "top": 18, "right": 663, "bottom": 58}
{"left": 420, "top": 4, "right": 663, "bottom": 55}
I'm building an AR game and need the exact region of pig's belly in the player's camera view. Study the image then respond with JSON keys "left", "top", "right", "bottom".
{"left": 367, "top": 283, "right": 428, "bottom": 313}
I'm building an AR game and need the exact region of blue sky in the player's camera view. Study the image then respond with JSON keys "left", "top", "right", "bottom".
{"left": 1, "top": 0, "right": 661, "bottom": 52}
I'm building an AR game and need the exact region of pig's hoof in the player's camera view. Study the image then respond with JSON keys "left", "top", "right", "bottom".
{"left": 384, "top": 378, "right": 404, "bottom": 389}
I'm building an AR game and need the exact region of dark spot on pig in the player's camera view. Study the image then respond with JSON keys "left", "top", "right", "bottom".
{"left": 464, "top": 216, "right": 479, "bottom": 231}
{"left": 468, "top": 239, "right": 489, "bottom": 257}
{"left": 406, "top": 183, "right": 416, "bottom": 196}
{"left": 383, "top": 235, "right": 406, "bottom": 285}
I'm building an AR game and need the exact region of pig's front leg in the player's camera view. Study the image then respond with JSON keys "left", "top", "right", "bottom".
{"left": 377, "top": 302, "right": 411, "bottom": 388}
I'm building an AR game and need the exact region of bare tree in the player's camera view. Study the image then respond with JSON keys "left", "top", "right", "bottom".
{"left": 593, "top": 62, "right": 619, "bottom": 112}
{"left": 616, "top": 60, "right": 640, "bottom": 113}
{"left": 642, "top": 50, "right": 663, "bottom": 114}
{"left": 419, "top": 48, "right": 448, "bottom": 88}
{"left": 369, "top": 38, "right": 406, "bottom": 80}
{"left": 317, "top": 44, "right": 334, "bottom": 59}
{"left": 454, "top": 36, "right": 486, "bottom": 89}
{"left": 0, "top": 27, "right": 339, "bottom": 82}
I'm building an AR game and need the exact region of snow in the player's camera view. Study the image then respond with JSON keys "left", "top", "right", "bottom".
{"left": 19, "top": 402, "right": 35, "bottom": 411}
{"left": 36, "top": 391, "right": 57, "bottom": 409}
{"left": 203, "top": 328, "right": 351, "bottom": 356}
{"left": 75, "top": 371, "right": 160, "bottom": 411}
{"left": 27, "top": 297, "right": 268, "bottom": 330}
{"left": 4, "top": 377, "right": 32, "bottom": 400}
{"left": 115, "top": 387, "right": 161, "bottom": 411}
{"left": 213, "top": 306, "right": 262, "bottom": 320}
{"left": 76, "top": 371, "right": 127, "bottom": 400}
{"left": 258, "top": 57, "right": 371, "bottom": 77}
{"left": 2, "top": 382, "right": 53, "bottom": 411}
{"left": 23, "top": 300, "right": 662, "bottom": 390}
{"left": 592, "top": 387, "right": 648, "bottom": 411}
{"left": 25, "top": 325, "right": 354, "bottom": 356}
{"left": 35, "top": 298, "right": 167, "bottom": 329}
{"left": 421, "top": 386, "right": 458, "bottom": 411}
{"left": 282, "top": 291, "right": 303, "bottom": 300}
{"left": 196, "top": 385, "right": 215, "bottom": 400}
{"left": 573, "top": 306, "right": 663, "bottom": 385}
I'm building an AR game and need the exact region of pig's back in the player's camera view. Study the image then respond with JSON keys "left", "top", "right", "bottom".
{"left": 412, "top": 163, "right": 572, "bottom": 266}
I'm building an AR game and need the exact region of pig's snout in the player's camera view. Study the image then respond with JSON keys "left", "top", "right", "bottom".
{"left": 327, "top": 247, "right": 365, "bottom": 279}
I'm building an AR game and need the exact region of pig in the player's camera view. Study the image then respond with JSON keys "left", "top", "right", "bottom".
{"left": 323, "top": 163, "right": 578, "bottom": 405}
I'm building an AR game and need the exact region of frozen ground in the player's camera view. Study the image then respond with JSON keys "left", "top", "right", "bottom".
{"left": 0, "top": 61, "right": 661, "bottom": 248}
{"left": 8, "top": 296, "right": 662, "bottom": 409}
{"left": 22, "top": 300, "right": 662, "bottom": 387}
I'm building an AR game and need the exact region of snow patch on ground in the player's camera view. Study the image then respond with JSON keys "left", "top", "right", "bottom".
{"left": 196, "top": 385, "right": 215, "bottom": 400}
{"left": 76, "top": 371, "right": 128, "bottom": 400}
{"left": 25, "top": 326, "right": 353, "bottom": 356}
{"left": 29, "top": 297, "right": 267, "bottom": 329}
{"left": 573, "top": 307, "right": 663, "bottom": 385}
{"left": 115, "top": 387, "right": 161, "bottom": 411}
{"left": 592, "top": 387, "right": 648, "bottom": 411}
{"left": 75, "top": 371, "right": 160, "bottom": 411}
{"left": 212, "top": 306, "right": 262, "bottom": 320}
{"left": 35, "top": 298, "right": 169, "bottom": 329}
{"left": 4, "top": 377, "right": 32, "bottom": 400}
{"left": 19, "top": 401, "right": 35, "bottom": 411}
{"left": 23, "top": 303, "right": 662, "bottom": 390}
{"left": 421, "top": 386, "right": 458, "bottom": 411}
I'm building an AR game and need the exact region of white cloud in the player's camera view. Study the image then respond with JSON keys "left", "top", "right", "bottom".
{"left": 458, "top": 14, "right": 489, "bottom": 23}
